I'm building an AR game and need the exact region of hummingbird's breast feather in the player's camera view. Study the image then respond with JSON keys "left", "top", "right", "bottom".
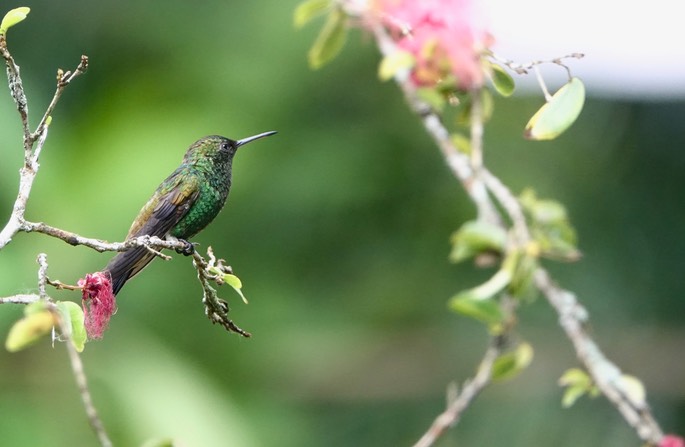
{"left": 169, "top": 168, "right": 230, "bottom": 239}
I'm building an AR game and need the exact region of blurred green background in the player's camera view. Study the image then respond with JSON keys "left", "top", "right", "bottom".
{"left": 1, "top": 1, "right": 683, "bottom": 446}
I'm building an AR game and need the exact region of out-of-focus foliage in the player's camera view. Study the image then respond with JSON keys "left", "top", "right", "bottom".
{"left": 0, "top": 1, "right": 683, "bottom": 446}
{"left": 525, "top": 77, "right": 586, "bottom": 140}
{"left": 0, "top": 6, "right": 30, "bottom": 35}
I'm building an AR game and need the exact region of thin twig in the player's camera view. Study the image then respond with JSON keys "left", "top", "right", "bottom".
{"left": 31, "top": 56, "right": 89, "bottom": 142}
{"left": 0, "top": 43, "right": 87, "bottom": 250}
{"left": 413, "top": 337, "right": 503, "bottom": 447}
{"left": 533, "top": 65, "right": 552, "bottom": 101}
{"left": 534, "top": 269, "right": 663, "bottom": 444}
{"left": 37, "top": 253, "right": 49, "bottom": 299}
{"left": 488, "top": 51, "right": 584, "bottom": 76}
{"left": 192, "top": 249, "right": 251, "bottom": 337}
{"left": 35, "top": 254, "right": 112, "bottom": 447}
{"left": 59, "top": 320, "right": 113, "bottom": 447}
{"left": 0, "top": 294, "right": 41, "bottom": 304}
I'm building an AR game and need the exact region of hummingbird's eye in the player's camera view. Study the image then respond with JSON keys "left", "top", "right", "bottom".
{"left": 220, "top": 142, "right": 231, "bottom": 151}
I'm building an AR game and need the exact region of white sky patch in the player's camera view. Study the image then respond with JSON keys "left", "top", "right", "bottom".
{"left": 481, "top": 0, "right": 685, "bottom": 99}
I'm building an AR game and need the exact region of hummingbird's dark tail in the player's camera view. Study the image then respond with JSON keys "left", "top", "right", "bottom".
{"left": 105, "top": 246, "right": 158, "bottom": 295}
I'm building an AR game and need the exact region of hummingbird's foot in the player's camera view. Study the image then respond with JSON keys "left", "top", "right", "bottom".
{"left": 175, "top": 239, "right": 196, "bottom": 256}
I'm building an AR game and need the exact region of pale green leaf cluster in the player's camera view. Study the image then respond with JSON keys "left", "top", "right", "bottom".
{"left": 492, "top": 343, "right": 534, "bottom": 381}
{"left": 6, "top": 302, "right": 55, "bottom": 352}
{"left": 520, "top": 189, "right": 580, "bottom": 261}
{"left": 140, "top": 438, "right": 175, "bottom": 447}
{"left": 223, "top": 273, "right": 248, "bottom": 304}
{"left": 293, "top": 0, "right": 331, "bottom": 28}
{"left": 378, "top": 51, "right": 415, "bottom": 81}
{"left": 294, "top": 0, "right": 348, "bottom": 70}
{"left": 558, "top": 368, "right": 600, "bottom": 408}
{"left": 0, "top": 7, "right": 30, "bottom": 36}
{"left": 56, "top": 301, "right": 87, "bottom": 352}
{"left": 206, "top": 264, "right": 249, "bottom": 304}
{"left": 449, "top": 220, "right": 507, "bottom": 263}
{"left": 5, "top": 300, "right": 87, "bottom": 353}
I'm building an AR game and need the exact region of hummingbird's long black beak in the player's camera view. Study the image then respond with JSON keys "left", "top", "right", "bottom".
{"left": 236, "top": 131, "right": 277, "bottom": 148}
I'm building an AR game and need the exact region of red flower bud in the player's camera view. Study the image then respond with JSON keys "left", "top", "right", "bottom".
{"left": 661, "top": 435, "right": 685, "bottom": 447}
{"left": 78, "top": 271, "right": 116, "bottom": 339}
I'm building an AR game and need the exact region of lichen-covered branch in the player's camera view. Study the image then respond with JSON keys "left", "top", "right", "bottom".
{"left": 363, "top": 15, "right": 665, "bottom": 447}
{"left": 192, "top": 249, "right": 251, "bottom": 338}
{"left": 412, "top": 336, "right": 503, "bottom": 447}
{"left": 0, "top": 33, "right": 87, "bottom": 250}
{"left": 535, "top": 269, "right": 663, "bottom": 444}
{"left": 0, "top": 294, "right": 40, "bottom": 305}
{"left": 37, "top": 254, "right": 112, "bottom": 447}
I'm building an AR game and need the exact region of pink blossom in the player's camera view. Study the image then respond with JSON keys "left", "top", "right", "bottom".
{"left": 661, "top": 435, "right": 685, "bottom": 447}
{"left": 373, "top": 0, "right": 493, "bottom": 90}
{"left": 79, "top": 271, "right": 116, "bottom": 339}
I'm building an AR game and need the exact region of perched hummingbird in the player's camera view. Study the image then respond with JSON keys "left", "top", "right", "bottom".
{"left": 105, "top": 131, "right": 276, "bottom": 295}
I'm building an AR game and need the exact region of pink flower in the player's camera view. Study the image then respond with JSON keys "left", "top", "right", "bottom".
{"left": 79, "top": 271, "right": 116, "bottom": 339}
{"left": 373, "top": 0, "right": 493, "bottom": 90}
{"left": 661, "top": 435, "right": 685, "bottom": 447}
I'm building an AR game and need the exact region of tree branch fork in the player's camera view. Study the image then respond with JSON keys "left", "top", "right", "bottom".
{"left": 362, "top": 15, "right": 667, "bottom": 447}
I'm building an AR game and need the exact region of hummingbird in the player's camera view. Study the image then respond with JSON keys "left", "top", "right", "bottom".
{"left": 105, "top": 131, "right": 277, "bottom": 295}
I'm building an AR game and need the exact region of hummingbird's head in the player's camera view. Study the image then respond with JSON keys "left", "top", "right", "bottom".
{"left": 184, "top": 131, "right": 277, "bottom": 164}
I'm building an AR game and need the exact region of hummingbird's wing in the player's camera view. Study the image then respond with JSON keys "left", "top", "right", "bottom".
{"left": 125, "top": 169, "right": 200, "bottom": 239}
{"left": 106, "top": 169, "right": 201, "bottom": 295}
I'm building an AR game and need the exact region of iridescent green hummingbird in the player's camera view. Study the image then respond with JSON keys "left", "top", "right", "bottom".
{"left": 105, "top": 131, "right": 277, "bottom": 295}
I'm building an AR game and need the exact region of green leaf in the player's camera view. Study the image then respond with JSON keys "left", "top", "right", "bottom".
{"left": 491, "top": 342, "right": 534, "bottom": 381}
{"left": 558, "top": 368, "right": 597, "bottom": 408}
{"left": 450, "top": 133, "right": 471, "bottom": 154}
{"left": 0, "top": 7, "right": 30, "bottom": 35}
{"left": 490, "top": 64, "right": 515, "bottom": 97}
{"left": 455, "top": 89, "right": 494, "bottom": 127}
{"left": 558, "top": 367, "right": 591, "bottom": 387}
{"left": 141, "top": 438, "right": 175, "bottom": 447}
{"left": 56, "top": 301, "right": 87, "bottom": 352}
{"left": 508, "top": 253, "right": 539, "bottom": 301}
{"left": 448, "top": 257, "right": 515, "bottom": 325}
{"left": 449, "top": 220, "right": 507, "bottom": 263}
{"left": 416, "top": 87, "right": 446, "bottom": 112}
{"left": 223, "top": 273, "right": 248, "bottom": 304}
{"left": 24, "top": 300, "right": 48, "bottom": 315}
{"left": 293, "top": 0, "right": 331, "bottom": 28}
{"left": 378, "top": 51, "right": 415, "bottom": 81}
{"left": 524, "top": 77, "right": 585, "bottom": 140}
{"left": 459, "top": 262, "right": 513, "bottom": 302}
{"left": 307, "top": 8, "right": 347, "bottom": 69}
{"left": 6, "top": 311, "right": 55, "bottom": 352}
{"left": 519, "top": 189, "right": 580, "bottom": 261}
{"left": 449, "top": 294, "right": 504, "bottom": 325}
{"left": 561, "top": 383, "right": 588, "bottom": 408}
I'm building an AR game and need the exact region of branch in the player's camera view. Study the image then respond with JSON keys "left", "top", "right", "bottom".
{"left": 22, "top": 220, "right": 188, "bottom": 253}
{"left": 535, "top": 269, "right": 664, "bottom": 444}
{"left": 59, "top": 315, "right": 113, "bottom": 447}
{"left": 35, "top": 255, "right": 113, "bottom": 447}
{"left": 0, "top": 293, "right": 40, "bottom": 304}
{"left": 0, "top": 37, "right": 87, "bottom": 250}
{"left": 364, "top": 17, "right": 665, "bottom": 447}
{"left": 412, "top": 336, "right": 503, "bottom": 447}
{"left": 192, "top": 249, "right": 251, "bottom": 338}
